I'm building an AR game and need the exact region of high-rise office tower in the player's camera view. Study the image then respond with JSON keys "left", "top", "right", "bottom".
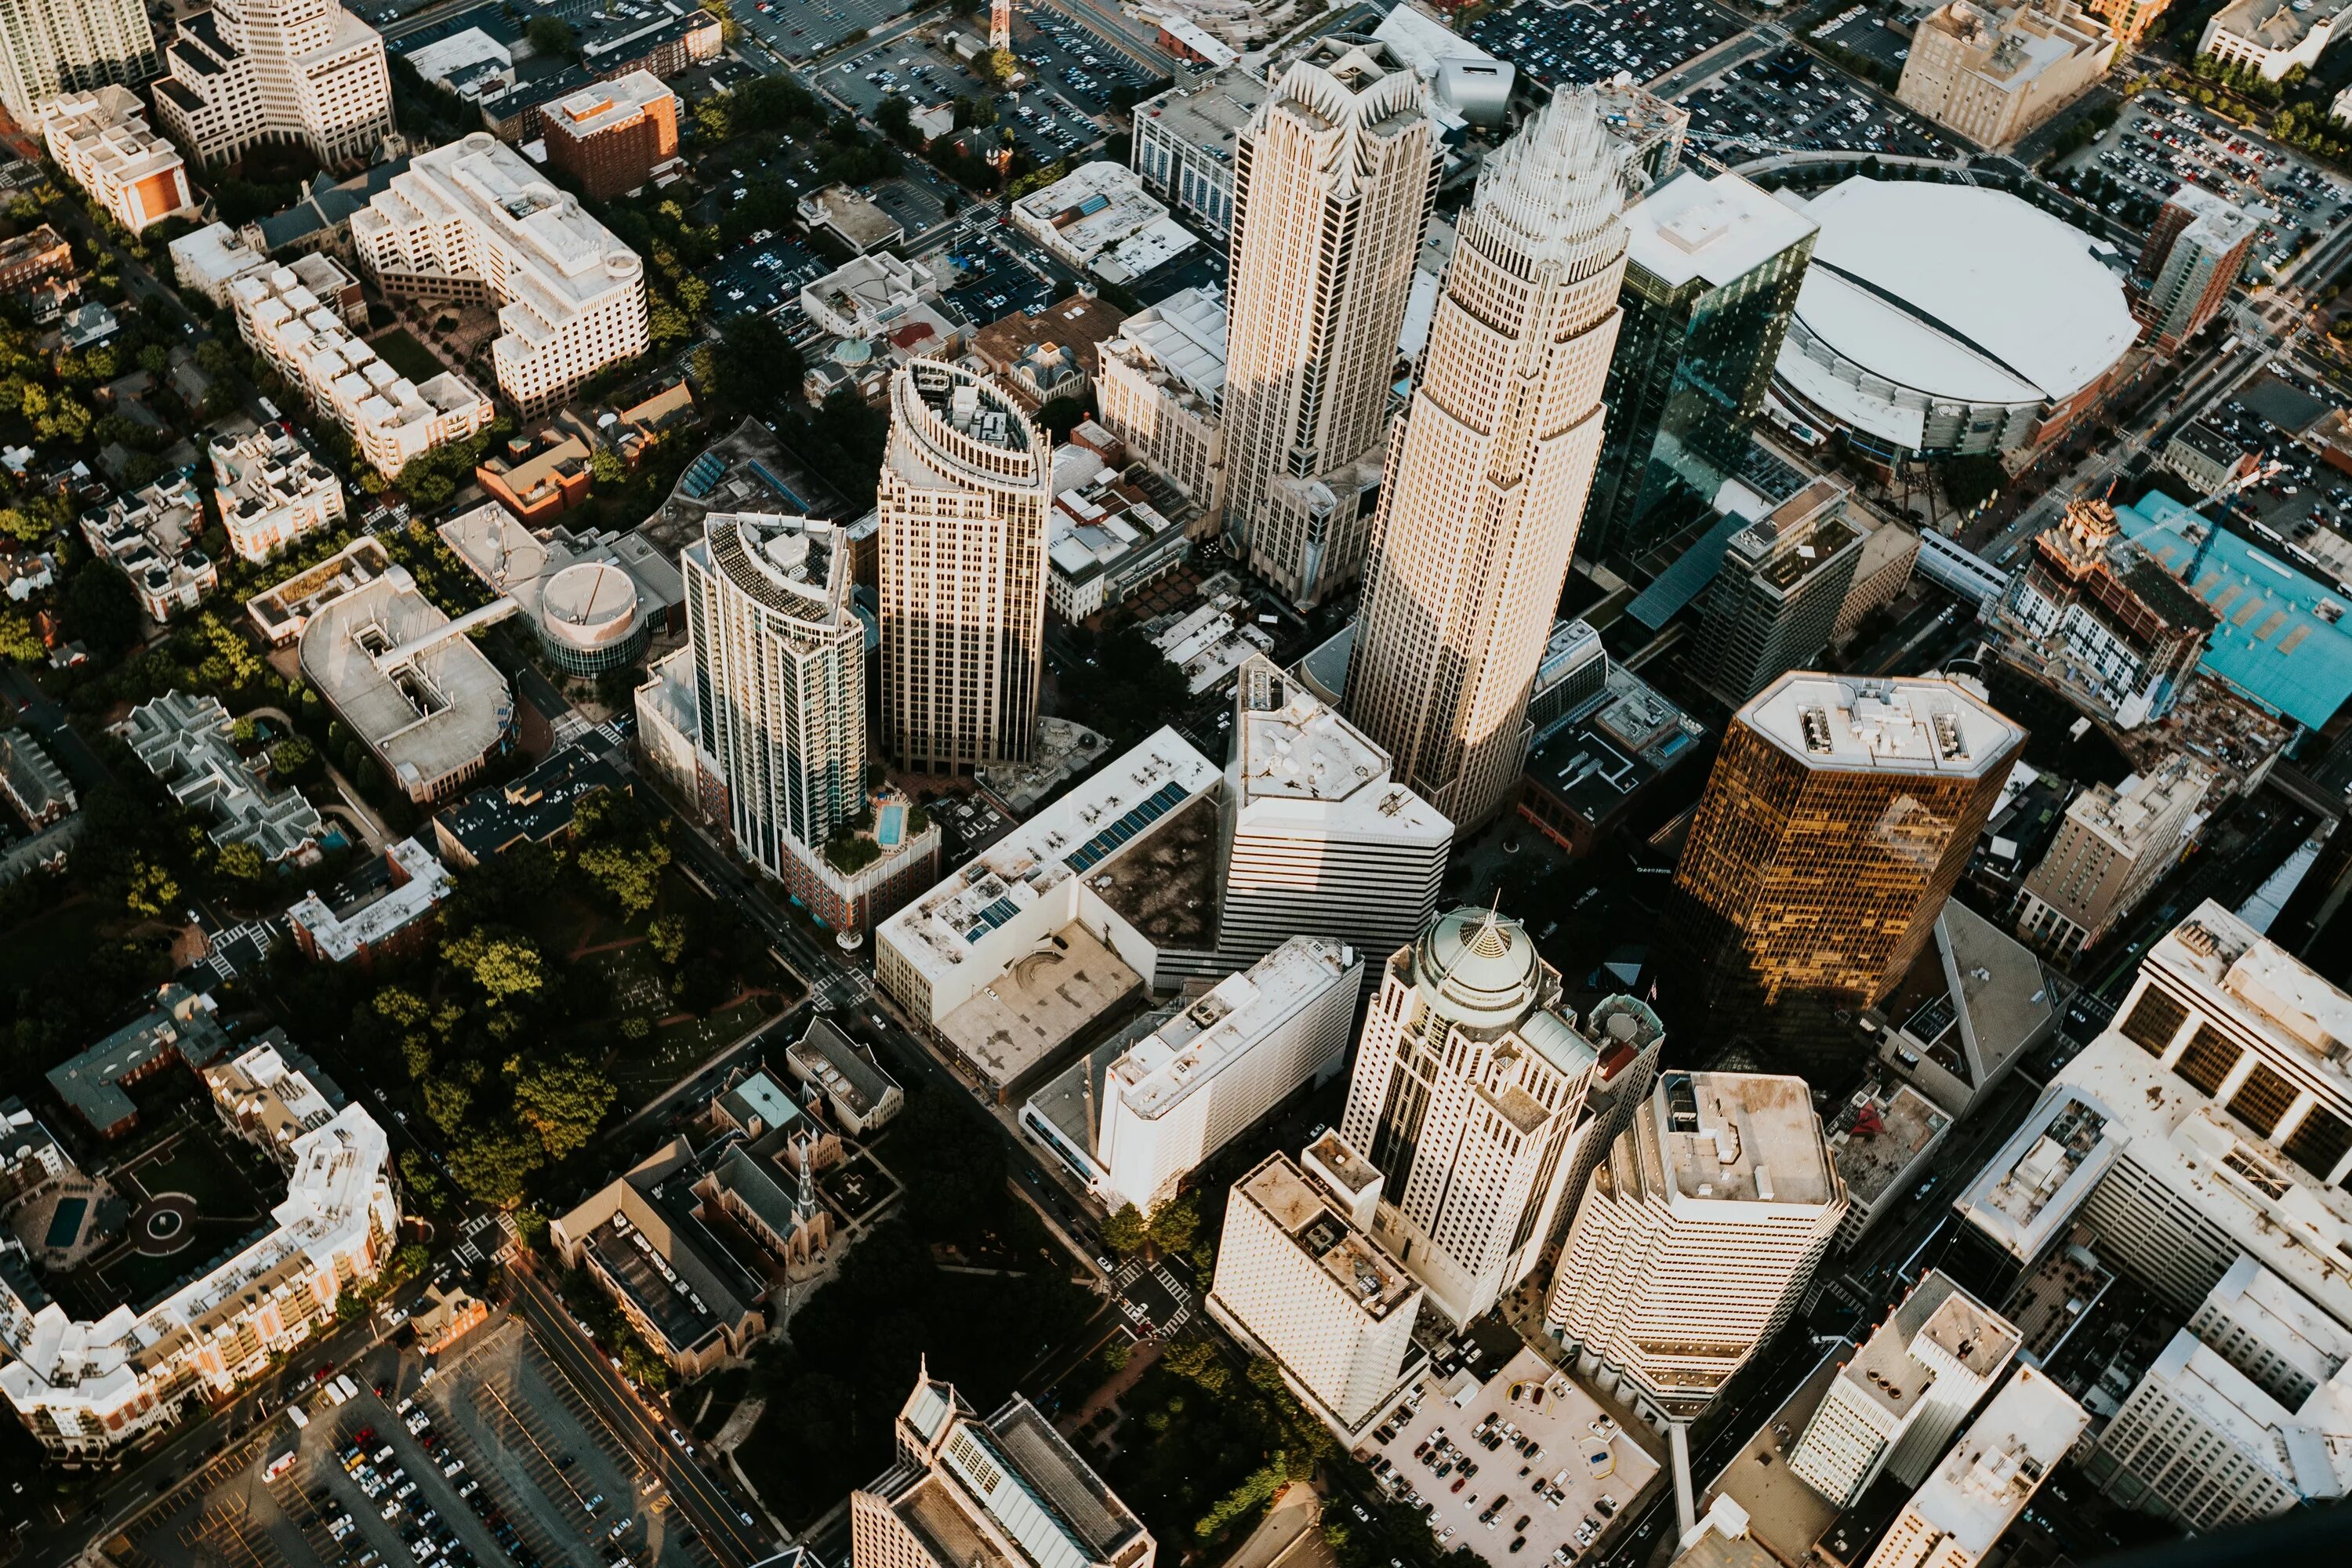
{"left": 1690, "top": 477, "right": 1866, "bottom": 706}
{"left": 1216, "top": 653, "right": 1451, "bottom": 971}
{"left": 2137, "top": 185, "right": 2259, "bottom": 352}
{"left": 1221, "top": 37, "right": 1436, "bottom": 608}
{"left": 1338, "top": 902, "right": 1664, "bottom": 1327}
{"left": 1668, "top": 673, "right": 2024, "bottom": 1070}
{"left": 682, "top": 512, "right": 869, "bottom": 884}
{"left": 1545, "top": 1070, "right": 1847, "bottom": 1421}
{"left": 2013, "top": 753, "right": 2212, "bottom": 960}
{"left": 1581, "top": 166, "right": 1817, "bottom": 565}
{"left": 1866, "top": 1367, "right": 2089, "bottom": 1568}
{"left": 154, "top": 0, "right": 394, "bottom": 170}
{"left": 1207, "top": 1133, "right": 1426, "bottom": 1442}
{"left": 1787, "top": 1272, "right": 2020, "bottom": 1508}
{"left": 0, "top": 0, "right": 158, "bottom": 129}
{"left": 877, "top": 361, "right": 1051, "bottom": 775}
{"left": 1345, "top": 89, "right": 1628, "bottom": 831}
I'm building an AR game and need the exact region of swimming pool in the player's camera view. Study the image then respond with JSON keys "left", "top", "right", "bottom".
{"left": 877, "top": 803, "right": 905, "bottom": 848}
{"left": 45, "top": 1196, "right": 84, "bottom": 1250}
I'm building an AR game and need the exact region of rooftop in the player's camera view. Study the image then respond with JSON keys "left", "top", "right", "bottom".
{"left": 541, "top": 70, "right": 674, "bottom": 141}
{"left": 1653, "top": 1071, "right": 1836, "bottom": 1208}
{"left": 245, "top": 536, "right": 396, "bottom": 643}
{"left": 1134, "top": 67, "right": 1265, "bottom": 175}
{"left": 1236, "top": 1149, "right": 1419, "bottom": 1319}
{"left": 1831, "top": 1083, "right": 1952, "bottom": 1211}
{"left": 2130, "top": 1330, "right": 2349, "bottom": 1499}
{"left": 1893, "top": 1367, "right": 2088, "bottom": 1555}
{"left": 1882, "top": 900, "right": 2054, "bottom": 1098}
{"left": 45, "top": 986, "right": 227, "bottom": 1132}
{"left": 1703, "top": 1345, "right": 1851, "bottom": 1563}
{"left": 1837, "top": 1272, "right": 2019, "bottom": 1422}
{"left": 2161, "top": 183, "right": 2261, "bottom": 257}
{"left": 2063, "top": 753, "right": 2214, "bottom": 855}
{"left": 1086, "top": 791, "right": 1221, "bottom": 953}
{"left": 891, "top": 359, "right": 1047, "bottom": 480}
{"left": 1102, "top": 286, "right": 1227, "bottom": 408}
{"left": 204, "top": 1039, "right": 344, "bottom": 1154}
{"left": 116, "top": 691, "right": 323, "bottom": 862}
{"left": 1523, "top": 655, "right": 1706, "bottom": 829}
{"left": 2144, "top": 898, "right": 2352, "bottom": 1107}
{"left": 1229, "top": 652, "right": 1450, "bottom": 840}
{"left": 434, "top": 743, "right": 622, "bottom": 862}
{"left": 1627, "top": 166, "right": 1818, "bottom": 292}
{"left": 284, "top": 837, "right": 454, "bottom": 962}
{"left": 1105, "top": 936, "right": 1359, "bottom": 1121}
{"left": 296, "top": 570, "right": 512, "bottom": 794}
{"left": 2205, "top": 0, "right": 2352, "bottom": 52}
{"left": 1742, "top": 671, "right": 2024, "bottom": 779}
{"left": 1011, "top": 163, "right": 1195, "bottom": 281}
{"left": 936, "top": 923, "right": 1143, "bottom": 1093}
{"left": 1954, "top": 1087, "right": 2115, "bottom": 1262}
{"left": 785, "top": 1018, "right": 900, "bottom": 1121}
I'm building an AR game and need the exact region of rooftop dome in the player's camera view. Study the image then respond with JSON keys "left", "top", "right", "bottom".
{"left": 1416, "top": 905, "right": 1542, "bottom": 1029}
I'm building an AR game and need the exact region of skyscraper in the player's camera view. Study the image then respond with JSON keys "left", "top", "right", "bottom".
{"left": 1581, "top": 166, "right": 1817, "bottom": 565}
{"left": 2136, "top": 185, "right": 2258, "bottom": 352}
{"left": 1345, "top": 89, "right": 1628, "bottom": 831}
{"left": 1545, "top": 1070, "right": 1846, "bottom": 1421}
{"left": 682, "top": 512, "right": 905, "bottom": 924}
{"left": 1690, "top": 477, "right": 1866, "bottom": 706}
{"left": 0, "top": 0, "right": 158, "bottom": 130}
{"left": 1221, "top": 38, "right": 1436, "bottom": 607}
{"left": 877, "top": 361, "right": 1051, "bottom": 775}
{"left": 154, "top": 0, "right": 394, "bottom": 170}
{"left": 1338, "top": 902, "right": 1664, "bottom": 1327}
{"left": 1216, "top": 653, "right": 1451, "bottom": 972}
{"left": 1668, "top": 673, "right": 2024, "bottom": 1070}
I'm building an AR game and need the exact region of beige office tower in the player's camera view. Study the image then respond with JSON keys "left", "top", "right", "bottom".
{"left": 1345, "top": 89, "right": 1629, "bottom": 830}
{"left": 1546, "top": 1070, "right": 1846, "bottom": 1422}
{"left": 1867, "top": 1367, "right": 2089, "bottom": 1568}
{"left": 0, "top": 0, "right": 158, "bottom": 130}
{"left": 1221, "top": 38, "right": 1436, "bottom": 608}
{"left": 877, "top": 361, "right": 1051, "bottom": 776}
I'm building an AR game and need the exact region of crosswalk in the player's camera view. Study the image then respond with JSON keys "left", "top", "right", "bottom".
{"left": 551, "top": 712, "right": 595, "bottom": 748}
{"left": 454, "top": 1210, "right": 514, "bottom": 1266}
{"left": 593, "top": 720, "right": 626, "bottom": 746}
{"left": 199, "top": 918, "right": 280, "bottom": 982}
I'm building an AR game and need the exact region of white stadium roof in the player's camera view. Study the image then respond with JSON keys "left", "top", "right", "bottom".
{"left": 1789, "top": 179, "right": 2137, "bottom": 409}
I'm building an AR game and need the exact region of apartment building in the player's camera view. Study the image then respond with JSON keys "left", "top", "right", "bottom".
{"left": 231, "top": 257, "right": 494, "bottom": 476}
{"left": 2138, "top": 185, "right": 2259, "bottom": 351}
{"left": 209, "top": 424, "right": 348, "bottom": 563}
{"left": 1341, "top": 903, "right": 1666, "bottom": 1327}
{"left": 1692, "top": 478, "right": 1867, "bottom": 706}
{"left": 1897, "top": 0, "right": 2116, "bottom": 149}
{"left": 538, "top": 71, "right": 679, "bottom": 200}
{"left": 41, "top": 90, "right": 196, "bottom": 235}
{"left": 1094, "top": 287, "right": 1227, "bottom": 519}
{"left": 1547, "top": 1071, "right": 1846, "bottom": 1421}
{"left": 876, "top": 361, "right": 1051, "bottom": 775}
{"left": 154, "top": 0, "right": 394, "bottom": 169}
{"left": 0, "top": 0, "right": 156, "bottom": 129}
{"left": 2014, "top": 754, "right": 2212, "bottom": 960}
{"left": 1866, "top": 1367, "right": 2089, "bottom": 1568}
{"left": 1130, "top": 66, "right": 1265, "bottom": 237}
{"left": 1216, "top": 653, "right": 1451, "bottom": 973}
{"left": 1207, "top": 1135, "right": 1426, "bottom": 1441}
{"left": 354, "top": 134, "right": 651, "bottom": 417}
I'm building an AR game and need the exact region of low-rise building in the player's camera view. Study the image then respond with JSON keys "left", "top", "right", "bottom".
{"left": 0, "top": 1099, "right": 396, "bottom": 1458}
{"left": 437, "top": 500, "right": 683, "bottom": 673}
{"left": 2014, "top": 754, "right": 2212, "bottom": 960}
{"left": 632, "top": 646, "right": 728, "bottom": 825}
{"left": 2198, "top": 0, "right": 2352, "bottom": 78}
{"left": 538, "top": 71, "right": 678, "bottom": 200}
{"left": 209, "top": 424, "right": 347, "bottom": 563}
{"left": 1517, "top": 647, "right": 1705, "bottom": 858}
{"left": 1829, "top": 1082, "right": 1954, "bottom": 1251}
{"left": 245, "top": 535, "right": 394, "bottom": 645}
{"left": 202, "top": 1038, "right": 344, "bottom": 1164}
{"left": 169, "top": 221, "right": 270, "bottom": 309}
{"left": 432, "top": 743, "right": 622, "bottom": 868}
{"left": 1094, "top": 287, "right": 1226, "bottom": 519}
{"left": 116, "top": 691, "right": 323, "bottom": 862}
{"left": 1130, "top": 67, "right": 1265, "bottom": 237}
{"left": 474, "top": 430, "right": 592, "bottom": 524}
{"left": 800, "top": 252, "right": 941, "bottom": 339}
{"left": 1874, "top": 900, "right": 2054, "bottom": 1120}
{"left": 44, "top": 985, "right": 228, "bottom": 1140}
{"left": 79, "top": 475, "right": 216, "bottom": 622}
{"left": 1046, "top": 464, "right": 1190, "bottom": 622}
{"left": 0, "top": 227, "right": 73, "bottom": 299}
{"left": 969, "top": 292, "right": 1130, "bottom": 412}
{"left": 0, "top": 732, "right": 74, "bottom": 829}
{"left": 40, "top": 89, "right": 196, "bottom": 234}
{"left": 1897, "top": 0, "right": 2116, "bottom": 149}
{"left": 2161, "top": 419, "right": 2259, "bottom": 495}
{"left": 231, "top": 257, "right": 492, "bottom": 477}
{"left": 784, "top": 1018, "right": 904, "bottom": 1135}
{"left": 1866, "top": 1367, "right": 2089, "bottom": 1568}
{"left": 297, "top": 572, "right": 514, "bottom": 804}
{"left": 285, "top": 837, "right": 455, "bottom": 965}
{"left": 797, "top": 185, "right": 902, "bottom": 253}
{"left": 1207, "top": 1135, "right": 1425, "bottom": 1442}
{"left": 1009, "top": 162, "right": 1198, "bottom": 283}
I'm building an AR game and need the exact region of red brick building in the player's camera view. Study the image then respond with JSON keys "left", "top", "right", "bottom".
{"left": 539, "top": 71, "right": 680, "bottom": 201}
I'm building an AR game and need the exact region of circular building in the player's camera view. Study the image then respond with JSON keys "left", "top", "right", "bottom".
{"left": 535, "top": 560, "right": 646, "bottom": 675}
{"left": 1771, "top": 178, "right": 2140, "bottom": 462}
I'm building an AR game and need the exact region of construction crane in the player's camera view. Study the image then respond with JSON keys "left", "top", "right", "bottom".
{"left": 2174, "top": 453, "right": 2289, "bottom": 588}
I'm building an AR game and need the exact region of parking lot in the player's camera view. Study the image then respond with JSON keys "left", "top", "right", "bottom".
{"left": 705, "top": 234, "right": 826, "bottom": 321}
{"left": 128, "top": 1323, "right": 704, "bottom": 1568}
{"left": 1673, "top": 45, "right": 1958, "bottom": 161}
{"left": 940, "top": 223, "right": 1073, "bottom": 325}
{"left": 1368, "top": 1346, "right": 1661, "bottom": 1567}
{"left": 1460, "top": 0, "right": 1740, "bottom": 94}
{"left": 728, "top": 0, "right": 917, "bottom": 64}
{"left": 2053, "top": 89, "right": 2352, "bottom": 276}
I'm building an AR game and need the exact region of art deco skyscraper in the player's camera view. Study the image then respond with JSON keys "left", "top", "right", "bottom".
{"left": 877, "top": 361, "right": 1051, "bottom": 776}
{"left": 0, "top": 0, "right": 158, "bottom": 129}
{"left": 1345, "top": 89, "right": 1629, "bottom": 830}
{"left": 1338, "top": 902, "right": 1664, "bottom": 1327}
{"left": 1221, "top": 38, "right": 1436, "bottom": 608}
{"left": 1668, "top": 672, "right": 2024, "bottom": 1071}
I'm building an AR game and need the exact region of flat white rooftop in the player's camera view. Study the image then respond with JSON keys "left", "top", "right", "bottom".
{"left": 543, "top": 70, "right": 673, "bottom": 141}
{"left": 1628, "top": 167, "right": 1817, "bottom": 292}
{"left": 1109, "top": 935, "right": 1358, "bottom": 1120}
{"left": 1108, "top": 286, "right": 1227, "bottom": 400}
{"left": 1236, "top": 1149, "right": 1420, "bottom": 1319}
{"left": 2144, "top": 899, "right": 2352, "bottom": 1109}
{"left": 1230, "top": 653, "right": 1450, "bottom": 840}
{"left": 1896, "top": 1366, "right": 2088, "bottom": 1555}
{"left": 1743, "top": 672, "right": 2024, "bottom": 779}
{"left": 1838, "top": 1271, "right": 2018, "bottom": 1420}
{"left": 1953, "top": 1087, "right": 2115, "bottom": 1262}
{"left": 1656, "top": 1071, "right": 1836, "bottom": 1208}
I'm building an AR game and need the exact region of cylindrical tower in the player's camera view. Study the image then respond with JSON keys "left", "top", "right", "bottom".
{"left": 877, "top": 360, "right": 1051, "bottom": 775}
{"left": 1344, "top": 87, "right": 1629, "bottom": 831}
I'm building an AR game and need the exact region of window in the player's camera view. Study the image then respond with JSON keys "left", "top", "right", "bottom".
{"left": 2281, "top": 1104, "right": 2352, "bottom": 1185}
{"left": 2225, "top": 1062, "right": 2298, "bottom": 1140}
{"left": 2174, "top": 1025, "right": 2240, "bottom": 1098}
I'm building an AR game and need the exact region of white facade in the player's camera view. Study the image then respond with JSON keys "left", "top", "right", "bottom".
{"left": 1130, "top": 67, "right": 1265, "bottom": 237}
{"left": 877, "top": 361, "right": 1051, "bottom": 775}
{"left": 800, "top": 252, "right": 941, "bottom": 339}
{"left": 1025, "top": 936, "right": 1362, "bottom": 1214}
{"left": 2198, "top": 0, "right": 2351, "bottom": 78}
{"left": 171, "top": 223, "right": 271, "bottom": 310}
{"left": 1866, "top": 1367, "right": 2089, "bottom": 1568}
{"left": 1207, "top": 1135, "right": 1425, "bottom": 1440}
{"left": 1341, "top": 906, "right": 1661, "bottom": 1327}
{"left": 231, "top": 260, "right": 492, "bottom": 477}
{"left": 2014, "top": 754, "right": 2211, "bottom": 960}
{"left": 353, "top": 134, "right": 650, "bottom": 418}
{"left": 1547, "top": 1071, "right": 1846, "bottom": 1421}
{"left": 209, "top": 424, "right": 348, "bottom": 563}
{"left": 1345, "top": 89, "right": 1628, "bottom": 829}
{"left": 0, "top": 0, "right": 156, "bottom": 136}
{"left": 1217, "top": 653, "right": 1451, "bottom": 971}
{"left": 1009, "top": 162, "right": 1198, "bottom": 283}
{"left": 153, "top": 0, "right": 393, "bottom": 169}
{"left": 0, "top": 1104, "right": 395, "bottom": 1457}
{"left": 1094, "top": 288, "right": 1227, "bottom": 518}
{"left": 682, "top": 513, "right": 869, "bottom": 874}
{"left": 2187, "top": 1256, "right": 2352, "bottom": 1409}
{"left": 40, "top": 89, "right": 196, "bottom": 236}
{"left": 1221, "top": 38, "right": 1436, "bottom": 606}
{"left": 1787, "top": 1272, "right": 2020, "bottom": 1508}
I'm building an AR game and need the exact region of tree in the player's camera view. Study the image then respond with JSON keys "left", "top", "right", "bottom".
{"left": 217, "top": 841, "right": 266, "bottom": 882}
{"left": 422, "top": 1076, "right": 473, "bottom": 1134}
{"left": 524, "top": 15, "right": 580, "bottom": 58}
{"left": 446, "top": 1126, "right": 543, "bottom": 1207}
{"left": 590, "top": 445, "right": 627, "bottom": 487}
{"left": 975, "top": 48, "right": 1017, "bottom": 85}
{"left": 441, "top": 928, "right": 546, "bottom": 1006}
{"left": 64, "top": 559, "right": 142, "bottom": 656}
{"left": 513, "top": 1055, "right": 618, "bottom": 1160}
{"left": 0, "top": 611, "right": 42, "bottom": 663}
{"left": 1145, "top": 1195, "right": 1199, "bottom": 1256}
{"left": 573, "top": 789, "right": 671, "bottom": 920}
{"left": 875, "top": 95, "right": 916, "bottom": 146}
{"left": 125, "top": 855, "right": 179, "bottom": 917}
{"left": 1101, "top": 1201, "right": 1146, "bottom": 1255}
{"left": 270, "top": 735, "right": 316, "bottom": 776}
{"left": 708, "top": 310, "right": 804, "bottom": 418}
{"left": 698, "top": 0, "right": 742, "bottom": 43}
{"left": 647, "top": 914, "right": 688, "bottom": 966}
{"left": 0, "top": 507, "right": 45, "bottom": 543}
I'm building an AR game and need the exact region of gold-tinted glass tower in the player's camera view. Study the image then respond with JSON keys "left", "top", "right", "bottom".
{"left": 1668, "top": 672, "right": 2024, "bottom": 1071}
{"left": 1344, "top": 87, "right": 1629, "bottom": 830}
